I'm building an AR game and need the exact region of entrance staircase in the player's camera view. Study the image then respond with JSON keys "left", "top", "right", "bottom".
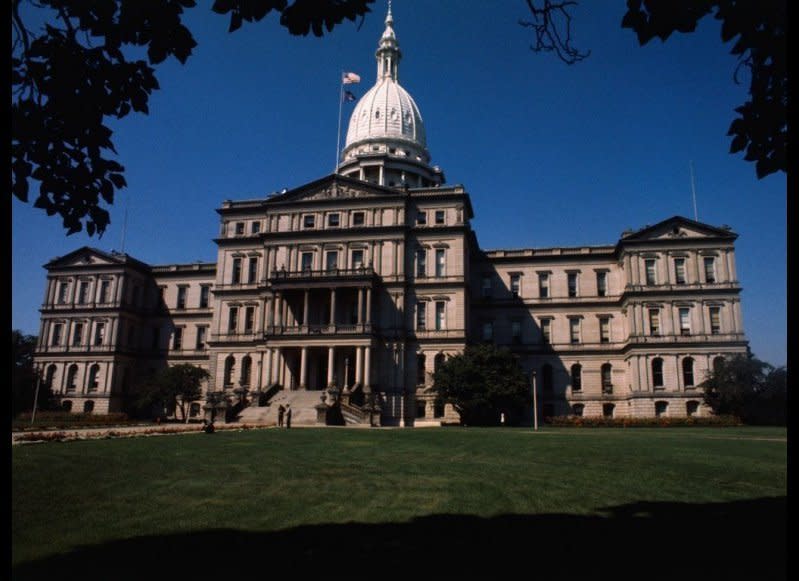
{"left": 236, "top": 389, "right": 373, "bottom": 426}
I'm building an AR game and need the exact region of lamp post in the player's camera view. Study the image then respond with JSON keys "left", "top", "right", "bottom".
{"left": 531, "top": 369, "right": 538, "bottom": 431}
{"left": 30, "top": 371, "right": 42, "bottom": 426}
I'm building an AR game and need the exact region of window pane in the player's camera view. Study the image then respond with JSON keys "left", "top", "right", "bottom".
{"left": 675, "top": 258, "right": 686, "bottom": 284}
{"left": 704, "top": 257, "right": 716, "bottom": 283}
{"left": 416, "top": 249, "right": 426, "bottom": 277}
{"left": 416, "top": 303, "right": 426, "bottom": 330}
{"left": 645, "top": 260, "right": 656, "bottom": 285}
{"left": 568, "top": 273, "right": 578, "bottom": 297}
{"left": 326, "top": 252, "right": 338, "bottom": 270}
{"left": 435, "top": 302, "right": 445, "bottom": 330}
{"left": 435, "top": 249, "right": 445, "bottom": 277}
{"left": 597, "top": 272, "right": 607, "bottom": 296}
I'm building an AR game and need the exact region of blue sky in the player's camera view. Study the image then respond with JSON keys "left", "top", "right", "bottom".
{"left": 11, "top": 1, "right": 786, "bottom": 366}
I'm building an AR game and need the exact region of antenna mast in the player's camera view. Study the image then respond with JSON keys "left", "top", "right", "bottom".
{"left": 689, "top": 160, "right": 699, "bottom": 221}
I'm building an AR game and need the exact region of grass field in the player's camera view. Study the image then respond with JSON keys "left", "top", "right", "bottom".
{"left": 12, "top": 426, "right": 787, "bottom": 579}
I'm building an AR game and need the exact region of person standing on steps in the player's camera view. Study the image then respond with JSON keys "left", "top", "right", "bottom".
{"left": 277, "top": 404, "right": 285, "bottom": 427}
{"left": 285, "top": 405, "right": 292, "bottom": 429}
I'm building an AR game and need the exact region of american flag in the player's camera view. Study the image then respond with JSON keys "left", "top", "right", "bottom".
{"left": 342, "top": 72, "right": 361, "bottom": 84}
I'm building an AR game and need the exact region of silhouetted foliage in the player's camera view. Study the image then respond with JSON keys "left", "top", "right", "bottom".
{"left": 131, "top": 363, "right": 209, "bottom": 421}
{"left": 12, "top": 0, "right": 374, "bottom": 236}
{"left": 701, "top": 351, "right": 786, "bottom": 425}
{"left": 522, "top": 1, "right": 786, "bottom": 178}
{"left": 12, "top": 330, "right": 54, "bottom": 416}
{"left": 432, "top": 344, "right": 531, "bottom": 426}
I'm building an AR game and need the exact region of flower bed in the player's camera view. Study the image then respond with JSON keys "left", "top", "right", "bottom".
{"left": 12, "top": 422, "right": 266, "bottom": 445}
{"left": 545, "top": 415, "right": 743, "bottom": 428}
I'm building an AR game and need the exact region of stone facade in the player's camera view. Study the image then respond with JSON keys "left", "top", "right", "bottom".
{"left": 31, "top": 6, "right": 747, "bottom": 425}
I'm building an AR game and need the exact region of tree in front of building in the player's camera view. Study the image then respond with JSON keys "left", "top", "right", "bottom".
{"left": 432, "top": 344, "right": 531, "bottom": 426}
{"left": 132, "top": 364, "right": 209, "bottom": 422}
{"left": 701, "top": 350, "right": 786, "bottom": 425}
{"left": 12, "top": 329, "right": 54, "bottom": 416}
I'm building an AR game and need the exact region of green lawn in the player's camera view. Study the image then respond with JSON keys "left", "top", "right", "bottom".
{"left": 12, "top": 426, "right": 787, "bottom": 579}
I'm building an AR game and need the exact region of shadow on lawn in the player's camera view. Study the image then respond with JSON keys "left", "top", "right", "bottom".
{"left": 14, "top": 497, "right": 785, "bottom": 580}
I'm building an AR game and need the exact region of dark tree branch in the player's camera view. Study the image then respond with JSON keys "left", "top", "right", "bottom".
{"left": 519, "top": 0, "right": 590, "bottom": 65}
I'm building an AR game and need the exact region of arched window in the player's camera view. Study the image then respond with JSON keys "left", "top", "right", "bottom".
{"left": 541, "top": 364, "right": 553, "bottom": 392}
{"left": 682, "top": 357, "right": 695, "bottom": 387}
{"left": 601, "top": 364, "right": 612, "bottom": 393}
{"left": 416, "top": 354, "right": 426, "bottom": 385}
{"left": 87, "top": 364, "right": 100, "bottom": 392}
{"left": 655, "top": 401, "right": 668, "bottom": 417}
{"left": 66, "top": 364, "right": 78, "bottom": 392}
{"left": 572, "top": 403, "right": 584, "bottom": 417}
{"left": 83, "top": 400, "right": 95, "bottom": 413}
{"left": 240, "top": 355, "right": 252, "bottom": 386}
{"left": 686, "top": 401, "right": 699, "bottom": 417}
{"left": 62, "top": 400, "right": 73, "bottom": 412}
{"left": 45, "top": 364, "right": 57, "bottom": 388}
{"left": 652, "top": 358, "right": 664, "bottom": 388}
{"left": 570, "top": 364, "right": 582, "bottom": 392}
{"left": 224, "top": 356, "right": 235, "bottom": 386}
{"left": 434, "top": 353, "right": 446, "bottom": 374}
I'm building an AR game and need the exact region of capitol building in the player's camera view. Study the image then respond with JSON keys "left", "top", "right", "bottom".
{"left": 32, "top": 6, "right": 748, "bottom": 426}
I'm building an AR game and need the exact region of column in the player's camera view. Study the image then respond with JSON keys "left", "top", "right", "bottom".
{"left": 264, "top": 348, "right": 273, "bottom": 386}
{"left": 364, "top": 346, "right": 371, "bottom": 392}
{"left": 675, "top": 355, "right": 682, "bottom": 392}
{"left": 355, "top": 346, "right": 363, "bottom": 386}
{"left": 256, "top": 353, "right": 263, "bottom": 390}
{"left": 365, "top": 288, "right": 372, "bottom": 325}
{"left": 329, "top": 289, "right": 337, "bottom": 326}
{"left": 327, "top": 346, "right": 335, "bottom": 386}
{"left": 303, "top": 290, "right": 309, "bottom": 326}
{"left": 300, "top": 346, "right": 308, "bottom": 390}
{"left": 272, "top": 348, "right": 281, "bottom": 385}
{"left": 274, "top": 293, "right": 282, "bottom": 328}
{"left": 281, "top": 297, "right": 288, "bottom": 328}
{"left": 378, "top": 165, "right": 384, "bottom": 186}
{"left": 376, "top": 241, "right": 383, "bottom": 274}
{"left": 357, "top": 288, "right": 364, "bottom": 325}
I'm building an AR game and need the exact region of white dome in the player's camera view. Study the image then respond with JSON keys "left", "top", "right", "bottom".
{"left": 344, "top": 77, "right": 426, "bottom": 151}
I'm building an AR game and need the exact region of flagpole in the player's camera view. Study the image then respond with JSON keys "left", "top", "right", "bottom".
{"left": 335, "top": 70, "right": 344, "bottom": 174}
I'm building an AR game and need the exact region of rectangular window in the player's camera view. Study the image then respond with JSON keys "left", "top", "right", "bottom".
{"left": 435, "top": 210, "right": 445, "bottom": 224}
{"left": 674, "top": 258, "right": 686, "bottom": 284}
{"left": 538, "top": 273, "right": 549, "bottom": 298}
{"left": 244, "top": 306, "right": 255, "bottom": 333}
{"left": 482, "top": 322, "right": 493, "bottom": 342}
{"left": 416, "top": 302, "right": 426, "bottom": 330}
{"left": 231, "top": 258, "right": 242, "bottom": 284}
{"left": 704, "top": 257, "right": 716, "bottom": 283}
{"left": 510, "top": 274, "right": 521, "bottom": 298}
{"left": 416, "top": 248, "right": 426, "bottom": 277}
{"left": 709, "top": 307, "right": 721, "bottom": 335}
{"left": 569, "top": 318, "right": 580, "bottom": 344}
{"left": 482, "top": 276, "right": 492, "bottom": 298}
{"left": 248, "top": 257, "right": 258, "bottom": 283}
{"left": 679, "top": 307, "right": 691, "bottom": 336}
{"left": 327, "top": 213, "right": 340, "bottom": 227}
{"left": 645, "top": 259, "right": 657, "bottom": 286}
{"left": 94, "top": 322, "right": 105, "bottom": 346}
{"left": 352, "top": 211, "right": 365, "bottom": 226}
{"left": 567, "top": 273, "right": 578, "bottom": 298}
{"left": 78, "top": 281, "right": 89, "bottom": 304}
{"left": 52, "top": 323, "right": 63, "bottom": 346}
{"left": 251, "top": 221, "right": 261, "bottom": 234}
{"left": 435, "top": 249, "right": 446, "bottom": 277}
{"left": 303, "top": 214, "right": 315, "bottom": 229}
{"left": 173, "top": 327, "right": 183, "bottom": 350}
{"left": 599, "top": 317, "right": 610, "bottom": 343}
{"left": 352, "top": 249, "right": 364, "bottom": 269}
{"left": 58, "top": 281, "right": 69, "bottom": 304}
{"left": 301, "top": 252, "right": 313, "bottom": 272}
{"left": 196, "top": 326, "right": 207, "bottom": 350}
{"left": 541, "top": 319, "right": 551, "bottom": 343}
{"left": 649, "top": 309, "right": 660, "bottom": 336}
{"left": 200, "top": 285, "right": 210, "bottom": 308}
{"left": 234, "top": 222, "right": 245, "bottom": 235}
{"left": 511, "top": 320, "right": 522, "bottom": 343}
{"left": 416, "top": 211, "right": 427, "bottom": 225}
{"left": 228, "top": 307, "right": 238, "bottom": 333}
{"left": 99, "top": 280, "right": 110, "bottom": 303}
{"left": 596, "top": 271, "right": 607, "bottom": 297}
{"left": 73, "top": 323, "right": 83, "bottom": 346}
{"left": 325, "top": 251, "right": 338, "bottom": 271}
{"left": 435, "top": 301, "right": 445, "bottom": 331}
{"left": 177, "top": 286, "right": 187, "bottom": 309}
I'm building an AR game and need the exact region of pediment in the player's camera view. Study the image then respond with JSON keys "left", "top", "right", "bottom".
{"left": 267, "top": 174, "right": 401, "bottom": 205}
{"left": 621, "top": 216, "right": 736, "bottom": 243}
{"left": 45, "top": 247, "right": 134, "bottom": 269}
